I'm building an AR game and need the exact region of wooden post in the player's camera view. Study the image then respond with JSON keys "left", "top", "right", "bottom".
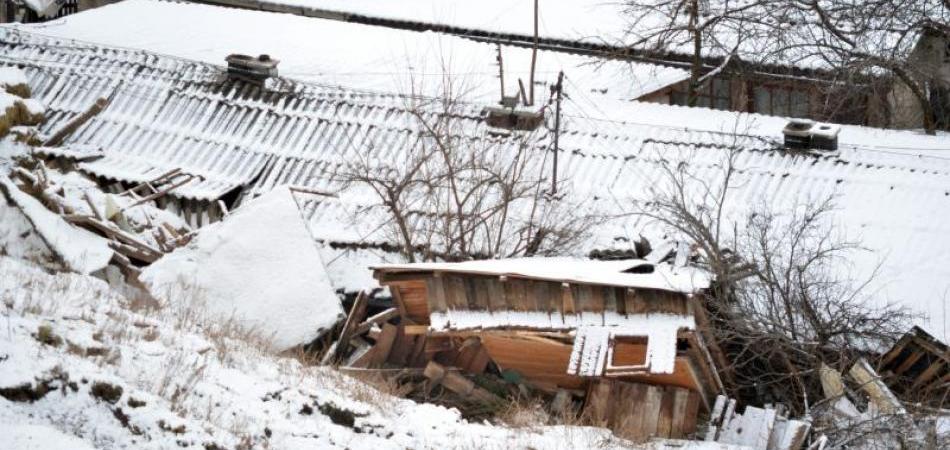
{"left": 496, "top": 44, "right": 506, "bottom": 102}
{"left": 528, "top": 0, "right": 538, "bottom": 106}
{"left": 551, "top": 71, "right": 563, "bottom": 194}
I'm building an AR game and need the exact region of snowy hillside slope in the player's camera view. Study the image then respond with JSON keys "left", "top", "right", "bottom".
{"left": 0, "top": 256, "right": 747, "bottom": 450}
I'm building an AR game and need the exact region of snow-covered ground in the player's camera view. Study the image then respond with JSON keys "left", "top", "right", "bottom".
{"left": 0, "top": 255, "right": 750, "bottom": 449}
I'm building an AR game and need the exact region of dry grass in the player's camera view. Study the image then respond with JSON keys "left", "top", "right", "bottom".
{"left": 150, "top": 281, "right": 277, "bottom": 360}
{"left": 343, "top": 369, "right": 415, "bottom": 405}
{"left": 496, "top": 394, "right": 551, "bottom": 429}
{"left": 153, "top": 348, "right": 208, "bottom": 415}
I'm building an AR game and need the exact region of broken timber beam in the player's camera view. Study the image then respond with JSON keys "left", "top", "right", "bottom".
{"left": 332, "top": 290, "right": 369, "bottom": 361}
{"left": 353, "top": 307, "right": 399, "bottom": 336}
{"left": 849, "top": 358, "right": 905, "bottom": 415}
{"left": 423, "top": 361, "right": 502, "bottom": 405}
{"left": 44, "top": 98, "right": 109, "bottom": 147}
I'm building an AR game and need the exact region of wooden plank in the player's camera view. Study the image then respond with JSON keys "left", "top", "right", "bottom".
{"left": 910, "top": 359, "right": 946, "bottom": 390}
{"left": 562, "top": 283, "right": 575, "bottom": 316}
{"left": 423, "top": 361, "right": 502, "bottom": 405}
{"left": 683, "top": 340, "right": 714, "bottom": 410}
{"left": 819, "top": 363, "right": 846, "bottom": 398}
{"left": 445, "top": 276, "right": 467, "bottom": 310}
{"left": 880, "top": 333, "right": 913, "bottom": 368}
{"left": 473, "top": 277, "right": 493, "bottom": 311}
{"left": 466, "top": 344, "right": 492, "bottom": 374}
{"left": 531, "top": 280, "right": 553, "bottom": 312}
{"left": 369, "top": 323, "right": 399, "bottom": 367}
{"left": 481, "top": 333, "right": 586, "bottom": 389}
{"left": 453, "top": 337, "right": 481, "bottom": 371}
{"left": 386, "top": 326, "right": 414, "bottom": 366}
{"left": 463, "top": 277, "right": 481, "bottom": 310}
{"left": 656, "top": 385, "right": 675, "bottom": 438}
{"left": 625, "top": 288, "right": 648, "bottom": 314}
{"left": 681, "top": 389, "right": 702, "bottom": 438}
{"left": 603, "top": 286, "right": 618, "bottom": 312}
{"left": 391, "top": 280, "right": 429, "bottom": 324}
{"left": 425, "top": 276, "right": 448, "bottom": 313}
{"left": 704, "top": 395, "right": 728, "bottom": 441}
{"left": 768, "top": 417, "right": 811, "bottom": 450}
{"left": 849, "top": 358, "right": 905, "bottom": 414}
{"left": 486, "top": 278, "right": 508, "bottom": 311}
{"left": 523, "top": 280, "right": 540, "bottom": 311}
{"left": 589, "top": 285, "right": 605, "bottom": 313}
{"left": 639, "top": 384, "right": 664, "bottom": 439}
{"left": 346, "top": 344, "right": 375, "bottom": 369}
{"left": 574, "top": 285, "right": 594, "bottom": 313}
{"left": 333, "top": 290, "right": 369, "bottom": 360}
{"left": 585, "top": 381, "right": 612, "bottom": 426}
{"left": 669, "top": 387, "right": 691, "bottom": 438}
{"left": 353, "top": 307, "right": 399, "bottom": 336}
{"left": 404, "top": 324, "right": 430, "bottom": 335}
{"left": 614, "top": 287, "right": 626, "bottom": 316}
{"left": 719, "top": 405, "right": 775, "bottom": 448}
{"left": 894, "top": 350, "right": 925, "bottom": 375}
{"left": 504, "top": 279, "right": 529, "bottom": 311}
{"left": 425, "top": 336, "right": 454, "bottom": 354}
{"left": 408, "top": 334, "right": 429, "bottom": 367}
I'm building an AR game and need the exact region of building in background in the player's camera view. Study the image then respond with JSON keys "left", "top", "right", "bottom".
{"left": 1, "top": 0, "right": 115, "bottom": 24}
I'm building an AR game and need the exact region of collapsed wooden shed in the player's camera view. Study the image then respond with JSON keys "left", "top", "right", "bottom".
{"left": 879, "top": 326, "right": 949, "bottom": 408}
{"left": 371, "top": 257, "right": 727, "bottom": 441}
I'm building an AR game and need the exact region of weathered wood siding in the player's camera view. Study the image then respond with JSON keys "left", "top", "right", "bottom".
{"left": 421, "top": 274, "right": 689, "bottom": 317}
{"left": 389, "top": 280, "right": 429, "bottom": 324}
{"left": 585, "top": 379, "right": 701, "bottom": 441}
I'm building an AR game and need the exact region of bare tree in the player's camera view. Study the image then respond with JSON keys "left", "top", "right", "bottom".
{"left": 622, "top": 0, "right": 766, "bottom": 105}
{"left": 762, "top": 1, "right": 950, "bottom": 133}
{"left": 623, "top": 0, "right": 950, "bottom": 133}
{"left": 633, "top": 141, "right": 913, "bottom": 417}
{"left": 334, "top": 76, "right": 597, "bottom": 262}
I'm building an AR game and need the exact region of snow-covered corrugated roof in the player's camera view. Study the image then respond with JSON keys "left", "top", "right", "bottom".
{"left": 11, "top": 0, "right": 687, "bottom": 107}
{"left": 373, "top": 257, "right": 710, "bottom": 294}
{"left": 1, "top": 10, "right": 949, "bottom": 341}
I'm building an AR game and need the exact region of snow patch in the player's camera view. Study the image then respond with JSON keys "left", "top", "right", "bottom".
{"left": 141, "top": 186, "right": 344, "bottom": 350}
{"left": 0, "top": 424, "right": 96, "bottom": 450}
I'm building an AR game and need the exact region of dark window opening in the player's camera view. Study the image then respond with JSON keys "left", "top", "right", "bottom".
{"left": 752, "top": 84, "right": 810, "bottom": 118}
{"left": 671, "top": 77, "right": 732, "bottom": 111}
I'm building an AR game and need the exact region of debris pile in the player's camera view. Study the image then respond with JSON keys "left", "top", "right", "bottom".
{"left": 805, "top": 332, "right": 949, "bottom": 449}
{"left": 2, "top": 158, "right": 192, "bottom": 279}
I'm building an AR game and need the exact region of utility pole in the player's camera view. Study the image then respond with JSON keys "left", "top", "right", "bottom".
{"left": 495, "top": 44, "right": 506, "bottom": 103}
{"left": 528, "top": 0, "right": 539, "bottom": 106}
{"left": 551, "top": 71, "right": 563, "bottom": 195}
